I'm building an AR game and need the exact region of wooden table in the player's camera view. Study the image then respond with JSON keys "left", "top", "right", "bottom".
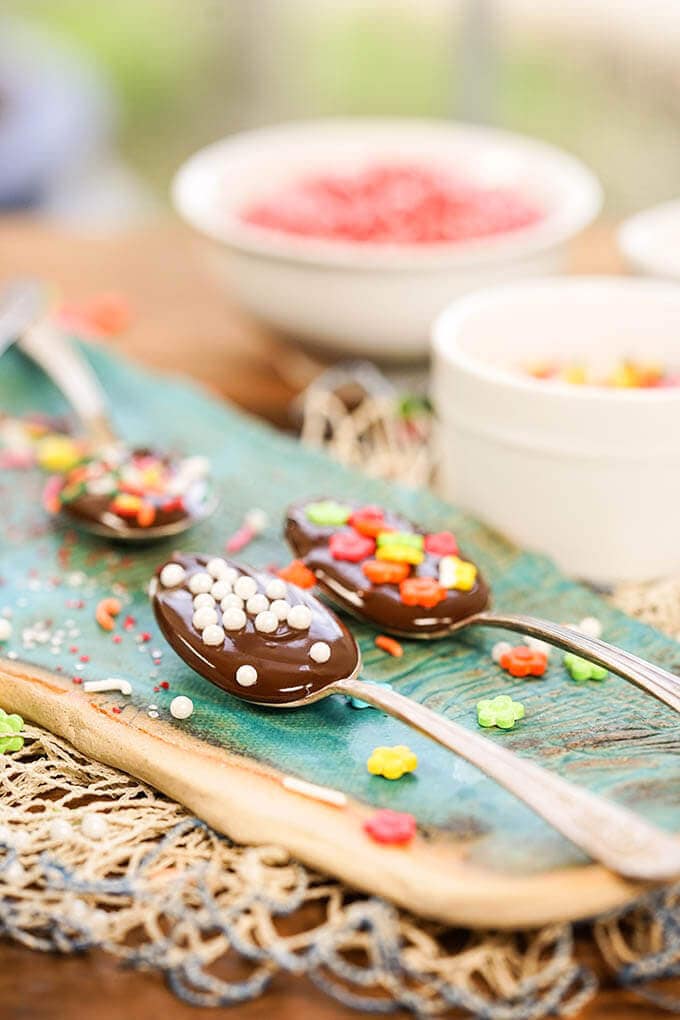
{"left": 0, "top": 216, "right": 670, "bottom": 1020}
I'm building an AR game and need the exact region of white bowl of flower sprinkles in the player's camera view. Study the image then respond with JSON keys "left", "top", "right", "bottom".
{"left": 432, "top": 276, "right": 680, "bottom": 586}
{"left": 172, "top": 118, "right": 601, "bottom": 359}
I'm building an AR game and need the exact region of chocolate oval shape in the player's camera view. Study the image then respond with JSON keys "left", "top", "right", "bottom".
{"left": 285, "top": 500, "right": 490, "bottom": 636}
{"left": 151, "top": 553, "right": 360, "bottom": 705}
{"left": 49, "top": 447, "right": 212, "bottom": 538}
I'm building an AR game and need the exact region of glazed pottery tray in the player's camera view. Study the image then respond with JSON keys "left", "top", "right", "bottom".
{"left": 1, "top": 344, "right": 678, "bottom": 928}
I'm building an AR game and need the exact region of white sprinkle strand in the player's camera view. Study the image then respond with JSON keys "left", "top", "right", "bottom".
{"left": 236, "top": 664, "right": 258, "bottom": 687}
{"left": 170, "top": 695, "right": 194, "bottom": 720}
{"left": 159, "top": 563, "right": 186, "bottom": 589}
{"left": 202, "top": 624, "right": 225, "bottom": 646}
{"left": 309, "top": 641, "right": 331, "bottom": 664}
{"left": 188, "top": 572, "right": 213, "bottom": 595}
{"left": 265, "top": 578, "right": 287, "bottom": 601}
{"left": 83, "top": 678, "right": 132, "bottom": 696}
{"left": 282, "top": 776, "right": 347, "bottom": 808}
{"left": 234, "top": 576, "right": 258, "bottom": 600}
{"left": 288, "top": 604, "right": 312, "bottom": 630}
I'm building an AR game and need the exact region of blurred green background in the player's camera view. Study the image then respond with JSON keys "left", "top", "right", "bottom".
{"left": 3, "top": 0, "right": 680, "bottom": 218}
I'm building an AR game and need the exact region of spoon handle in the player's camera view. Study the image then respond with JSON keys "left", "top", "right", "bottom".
{"left": 464, "top": 612, "right": 680, "bottom": 714}
{"left": 334, "top": 676, "right": 680, "bottom": 882}
{"left": 20, "top": 318, "right": 117, "bottom": 447}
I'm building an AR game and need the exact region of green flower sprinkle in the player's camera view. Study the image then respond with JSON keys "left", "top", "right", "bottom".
{"left": 0, "top": 708, "right": 24, "bottom": 753}
{"left": 305, "top": 500, "right": 351, "bottom": 527}
{"left": 564, "top": 653, "right": 608, "bottom": 682}
{"left": 477, "top": 695, "right": 525, "bottom": 730}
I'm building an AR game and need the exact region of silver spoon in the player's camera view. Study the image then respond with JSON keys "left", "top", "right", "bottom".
{"left": 8, "top": 283, "right": 215, "bottom": 542}
{"left": 285, "top": 502, "right": 680, "bottom": 715}
{"left": 150, "top": 554, "right": 680, "bottom": 883}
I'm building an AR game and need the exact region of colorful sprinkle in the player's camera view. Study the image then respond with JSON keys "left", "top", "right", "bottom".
{"left": 305, "top": 500, "right": 351, "bottom": 527}
{"left": 477, "top": 695, "right": 525, "bottom": 730}
{"left": 424, "top": 531, "right": 458, "bottom": 556}
{"left": 499, "top": 645, "right": 548, "bottom": 678}
{"left": 363, "top": 808, "right": 416, "bottom": 846}
{"left": 277, "top": 559, "right": 316, "bottom": 589}
{"left": 0, "top": 708, "right": 24, "bottom": 753}
{"left": 563, "top": 653, "right": 608, "bottom": 682}
{"left": 367, "top": 745, "right": 418, "bottom": 780}
{"left": 399, "top": 576, "right": 446, "bottom": 609}
{"left": 329, "top": 531, "right": 375, "bottom": 563}
{"left": 438, "top": 555, "right": 477, "bottom": 591}
{"left": 375, "top": 635, "right": 403, "bottom": 658}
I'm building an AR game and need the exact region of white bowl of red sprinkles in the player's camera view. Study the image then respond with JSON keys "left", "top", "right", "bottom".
{"left": 172, "top": 119, "right": 602, "bottom": 359}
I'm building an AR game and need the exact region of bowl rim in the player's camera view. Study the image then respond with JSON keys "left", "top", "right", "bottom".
{"left": 618, "top": 199, "right": 680, "bottom": 279}
{"left": 172, "top": 117, "right": 603, "bottom": 272}
{"left": 431, "top": 275, "right": 680, "bottom": 403}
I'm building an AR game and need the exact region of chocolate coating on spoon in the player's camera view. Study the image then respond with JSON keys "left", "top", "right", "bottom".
{"left": 151, "top": 553, "right": 360, "bottom": 705}
{"left": 285, "top": 500, "right": 490, "bottom": 636}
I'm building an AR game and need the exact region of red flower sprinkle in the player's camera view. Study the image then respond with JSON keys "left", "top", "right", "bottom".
{"left": 363, "top": 809, "right": 416, "bottom": 846}
{"left": 424, "top": 531, "right": 458, "bottom": 557}
{"left": 349, "top": 505, "right": 387, "bottom": 538}
{"left": 329, "top": 531, "right": 375, "bottom": 563}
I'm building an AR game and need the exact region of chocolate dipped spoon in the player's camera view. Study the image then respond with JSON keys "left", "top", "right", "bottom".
{"left": 18, "top": 307, "right": 215, "bottom": 541}
{"left": 150, "top": 552, "right": 680, "bottom": 882}
{"left": 285, "top": 499, "right": 680, "bottom": 715}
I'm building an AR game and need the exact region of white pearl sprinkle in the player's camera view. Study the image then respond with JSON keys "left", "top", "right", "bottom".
{"left": 236, "top": 664, "right": 257, "bottom": 687}
{"left": 211, "top": 579, "right": 232, "bottom": 601}
{"left": 526, "top": 636, "right": 551, "bottom": 657}
{"left": 265, "top": 578, "right": 287, "bottom": 601}
{"left": 170, "top": 695, "right": 194, "bottom": 719}
{"left": 246, "top": 593, "right": 269, "bottom": 615}
{"left": 207, "top": 557, "right": 229, "bottom": 579}
{"left": 222, "top": 607, "right": 247, "bottom": 631}
{"left": 288, "top": 604, "right": 312, "bottom": 630}
{"left": 5, "top": 860, "right": 27, "bottom": 886}
{"left": 491, "top": 641, "right": 512, "bottom": 663}
{"left": 49, "top": 818, "right": 74, "bottom": 841}
{"left": 81, "top": 814, "right": 108, "bottom": 840}
{"left": 270, "top": 599, "right": 290, "bottom": 622}
{"left": 202, "top": 624, "right": 225, "bottom": 646}
{"left": 579, "top": 616, "right": 603, "bottom": 639}
{"left": 193, "top": 592, "right": 215, "bottom": 610}
{"left": 221, "top": 592, "right": 244, "bottom": 611}
{"left": 255, "top": 610, "right": 278, "bottom": 634}
{"left": 159, "top": 563, "right": 186, "bottom": 589}
{"left": 310, "top": 641, "right": 331, "bottom": 663}
{"left": 188, "top": 572, "right": 213, "bottom": 595}
{"left": 0, "top": 618, "right": 12, "bottom": 642}
{"left": 193, "top": 606, "right": 218, "bottom": 631}
{"left": 234, "top": 575, "right": 258, "bottom": 600}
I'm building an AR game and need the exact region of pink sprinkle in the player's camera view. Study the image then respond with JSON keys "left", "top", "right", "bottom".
{"left": 79, "top": 655, "right": 90, "bottom": 663}
{"left": 123, "top": 615, "right": 136, "bottom": 631}
{"left": 138, "top": 631, "right": 151, "bottom": 643}
{"left": 69, "top": 646, "right": 78, "bottom": 654}
{"left": 112, "top": 635, "right": 122, "bottom": 644}
{"left": 226, "top": 524, "right": 255, "bottom": 553}
{"left": 71, "top": 676, "right": 82, "bottom": 685}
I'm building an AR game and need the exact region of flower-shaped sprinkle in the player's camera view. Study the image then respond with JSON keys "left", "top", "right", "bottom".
{"left": 367, "top": 745, "right": 418, "bottom": 780}
{"left": 438, "top": 555, "right": 477, "bottom": 591}
{"left": 377, "top": 531, "right": 424, "bottom": 550}
{"left": 477, "top": 695, "right": 525, "bottom": 729}
{"left": 499, "top": 645, "right": 548, "bottom": 678}
{"left": 425, "top": 531, "right": 458, "bottom": 556}
{"left": 277, "top": 559, "right": 316, "bottom": 589}
{"left": 399, "top": 576, "right": 446, "bottom": 608}
{"left": 362, "top": 559, "right": 410, "bottom": 585}
{"left": 564, "top": 653, "right": 608, "bottom": 682}
{"left": 305, "top": 500, "right": 351, "bottom": 527}
{"left": 329, "top": 531, "right": 375, "bottom": 562}
{"left": 364, "top": 809, "right": 416, "bottom": 846}
{"left": 375, "top": 530, "right": 425, "bottom": 565}
{"left": 0, "top": 708, "right": 24, "bottom": 753}
{"left": 349, "top": 505, "right": 387, "bottom": 537}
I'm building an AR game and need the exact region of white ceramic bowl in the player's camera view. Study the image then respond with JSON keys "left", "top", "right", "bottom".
{"left": 432, "top": 277, "right": 680, "bottom": 585}
{"left": 172, "top": 119, "right": 602, "bottom": 359}
{"left": 618, "top": 199, "right": 680, "bottom": 280}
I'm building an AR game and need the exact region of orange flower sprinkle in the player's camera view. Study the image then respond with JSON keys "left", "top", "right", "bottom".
{"left": 362, "top": 559, "right": 410, "bottom": 585}
{"left": 499, "top": 645, "right": 548, "bottom": 678}
{"left": 399, "top": 576, "right": 446, "bottom": 609}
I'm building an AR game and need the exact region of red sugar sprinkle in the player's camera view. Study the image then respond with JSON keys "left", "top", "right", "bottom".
{"left": 160, "top": 681, "right": 169, "bottom": 690}
{"left": 138, "top": 631, "right": 151, "bottom": 643}
{"left": 153, "top": 686, "right": 160, "bottom": 692}
{"left": 69, "top": 646, "right": 78, "bottom": 654}
{"left": 123, "top": 615, "right": 136, "bottom": 630}
{"left": 71, "top": 676, "right": 82, "bottom": 684}
{"left": 112, "top": 706, "right": 121, "bottom": 714}
{"left": 112, "top": 635, "right": 122, "bottom": 644}
{"left": 79, "top": 655, "right": 90, "bottom": 663}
